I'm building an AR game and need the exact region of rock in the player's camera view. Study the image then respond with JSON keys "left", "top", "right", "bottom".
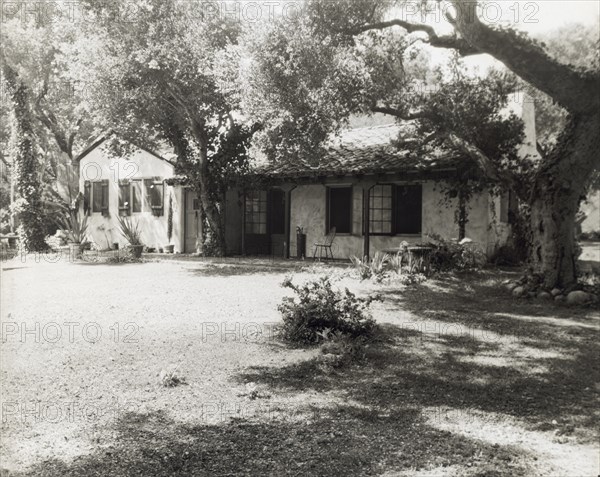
{"left": 554, "top": 295, "right": 565, "bottom": 302}
{"left": 527, "top": 291, "right": 537, "bottom": 298}
{"left": 537, "top": 291, "right": 552, "bottom": 300}
{"left": 506, "top": 282, "right": 518, "bottom": 292}
{"left": 512, "top": 286, "right": 525, "bottom": 297}
{"left": 551, "top": 288, "right": 562, "bottom": 297}
{"left": 566, "top": 291, "right": 591, "bottom": 305}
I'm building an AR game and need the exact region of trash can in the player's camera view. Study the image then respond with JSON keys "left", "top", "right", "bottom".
{"left": 296, "top": 233, "right": 306, "bottom": 259}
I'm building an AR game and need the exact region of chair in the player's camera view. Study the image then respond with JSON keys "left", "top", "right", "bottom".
{"left": 313, "top": 227, "right": 336, "bottom": 260}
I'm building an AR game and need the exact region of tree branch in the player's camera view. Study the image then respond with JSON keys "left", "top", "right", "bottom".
{"left": 371, "top": 105, "right": 428, "bottom": 120}
{"left": 443, "top": 131, "right": 514, "bottom": 186}
{"left": 347, "top": 19, "right": 479, "bottom": 56}
{"left": 448, "top": 0, "right": 599, "bottom": 114}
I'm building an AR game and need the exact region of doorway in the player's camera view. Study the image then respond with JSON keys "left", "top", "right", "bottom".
{"left": 184, "top": 190, "right": 202, "bottom": 253}
{"left": 244, "top": 189, "right": 286, "bottom": 256}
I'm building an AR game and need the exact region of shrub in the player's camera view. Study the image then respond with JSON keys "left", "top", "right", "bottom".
{"left": 278, "top": 276, "right": 378, "bottom": 344}
{"left": 349, "top": 255, "right": 373, "bottom": 280}
{"left": 426, "top": 234, "right": 486, "bottom": 272}
{"left": 490, "top": 244, "right": 525, "bottom": 266}
{"left": 56, "top": 210, "right": 88, "bottom": 243}
{"left": 45, "top": 230, "right": 68, "bottom": 250}
{"left": 578, "top": 230, "right": 600, "bottom": 242}
{"left": 350, "top": 246, "right": 425, "bottom": 284}
{"left": 317, "top": 330, "right": 368, "bottom": 371}
{"left": 117, "top": 216, "right": 142, "bottom": 246}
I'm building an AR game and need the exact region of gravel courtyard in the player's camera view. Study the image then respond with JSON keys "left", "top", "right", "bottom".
{"left": 1, "top": 256, "right": 598, "bottom": 476}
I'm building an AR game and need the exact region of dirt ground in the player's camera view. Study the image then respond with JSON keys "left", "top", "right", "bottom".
{"left": 0, "top": 255, "right": 598, "bottom": 476}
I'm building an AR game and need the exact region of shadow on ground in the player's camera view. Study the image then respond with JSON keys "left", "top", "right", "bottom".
{"left": 241, "top": 271, "right": 600, "bottom": 443}
{"left": 3, "top": 405, "right": 536, "bottom": 477}
{"left": 3, "top": 271, "right": 597, "bottom": 477}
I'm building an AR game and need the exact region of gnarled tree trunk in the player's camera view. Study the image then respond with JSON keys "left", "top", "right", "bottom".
{"left": 529, "top": 113, "right": 600, "bottom": 288}
{"left": 191, "top": 120, "right": 226, "bottom": 257}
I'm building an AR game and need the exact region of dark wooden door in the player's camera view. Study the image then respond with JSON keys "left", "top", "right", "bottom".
{"left": 270, "top": 189, "right": 285, "bottom": 257}
{"left": 244, "top": 189, "right": 286, "bottom": 256}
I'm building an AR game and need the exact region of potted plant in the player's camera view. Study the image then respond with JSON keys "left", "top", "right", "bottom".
{"left": 57, "top": 209, "right": 89, "bottom": 259}
{"left": 164, "top": 193, "right": 174, "bottom": 253}
{"left": 116, "top": 215, "right": 143, "bottom": 258}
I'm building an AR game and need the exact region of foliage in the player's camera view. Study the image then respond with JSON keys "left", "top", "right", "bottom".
{"left": 278, "top": 276, "right": 378, "bottom": 344}
{"left": 1, "top": 16, "right": 95, "bottom": 233}
{"left": 66, "top": 0, "right": 253, "bottom": 255}
{"left": 117, "top": 216, "right": 143, "bottom": 246}
{"left": 529, "top": 22, "right": 599, "bottom": 150}
{"left": 56, "top": 209, "right": 88, "bottom": 243}
{"left": 426, "top": 234, "right": 486, "bottom": 272}
{"left": 2, "top": 61, "right": 48, "bottom": 251}
{"left": 104, "top": 253, "right": 143, "bottom": 265}
{"left": 350, "top": 248, "right": 426, "bottom": 284}
{"left": 350, "top": 252, "right": 390, "bottom": 281}
{"left": 167, "top": 193, "right": 173, "bottom": 243}
{"left": 317, "top": 330, "right": 368, "bottom": 372}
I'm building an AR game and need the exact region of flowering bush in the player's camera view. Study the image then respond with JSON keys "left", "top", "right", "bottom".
{"left": 278, "top": 276, "right": 379, "bottom": 344}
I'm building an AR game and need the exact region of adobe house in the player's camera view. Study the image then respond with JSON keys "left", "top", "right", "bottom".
{"left": 223, "top": 124, "right": 513, "bottom": 259}
{"left": 76, "top": 94, "right": 535, "bottom": 258}
{"left": 76, "top": 137, "right": 202, "bottom": 253}
{"left": 223, "top": 94, "right": 536, "bottom": 259}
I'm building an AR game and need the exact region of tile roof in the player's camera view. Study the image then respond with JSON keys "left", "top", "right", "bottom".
{"left": 253, "top": 123, "right": 461, "bottom": 178}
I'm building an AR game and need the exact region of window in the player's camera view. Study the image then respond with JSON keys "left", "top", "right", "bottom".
{"left": 118, "top": 180, "right": 143, "bottom": 215}
{"left": 144, "top": 178, "right": 164, "bottom": 216}
{"left": 367, "top": 184, "right": 422, "bottom": 235}
{"left": 131, "top": 180, "right": 142, "bottom": 213}
{"left": 395, "top": 185, "right": 422, "bottom": 234}
{"left": 369, "top": 185, "right": 393, "bottom": 234}
{"left": 327, "top": 186, "right": 352, "bottom": 234}
{"left": 118, "top": 181, "right": 131, "bottom": 216}
{"left": 245, "top": 190, "right": 267, "bottom": 234}
{"left": 89, "top": 180, "right": 109, "bottom": 215}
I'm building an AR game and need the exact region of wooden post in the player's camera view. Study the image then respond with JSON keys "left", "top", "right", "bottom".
{"left": 281, "top": 184, "right": 296, "bottom": 259}
{"left": 241, "top": 190, "right": 246, "bottom": 256}
{"left": 362, "top": 182, "right": 375, "bottom": 259}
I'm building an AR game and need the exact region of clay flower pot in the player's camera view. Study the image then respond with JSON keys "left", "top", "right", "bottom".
{"left": 128, "top": 244, "right": 144, "bottom": 259}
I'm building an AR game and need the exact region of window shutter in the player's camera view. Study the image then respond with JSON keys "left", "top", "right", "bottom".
{"left": 101, "top": 180, "right": 109, "bottom": 217}
{"left": 83, "top": 181, "right": 91, "bottom": 216}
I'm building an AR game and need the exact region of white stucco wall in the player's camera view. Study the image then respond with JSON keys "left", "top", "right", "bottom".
{"left": 78, "top": 145, "right": 183, "bottom": 252}
{"left": 580, "top": 190, "right": 600, "bottom": 234}
{"left": 288, "top": 180, "right": 495, "bottom": 260}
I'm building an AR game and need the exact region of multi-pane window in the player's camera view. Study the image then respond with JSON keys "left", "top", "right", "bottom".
{"left": 327, "top": 186, "right": 352, "bottom": 234}
{"left": 367, "top": 184, "right": 422, "bottom": 235}
{"left": 369, "top": 185, "right": 393, "bottom": 234}
{"left": 85, "top": 180, "right": 109, "bottom": 216}
{"left": 245, "top": 190, "right": 267, "bottom": 234}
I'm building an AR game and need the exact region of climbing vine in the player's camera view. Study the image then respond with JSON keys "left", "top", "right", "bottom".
{"left": 2, "top": 59, "right": 47, "bottom": 251}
